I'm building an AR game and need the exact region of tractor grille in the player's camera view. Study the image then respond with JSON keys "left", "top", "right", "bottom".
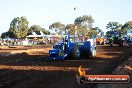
{"left": 50, "top": 54, "right": 58, "bottom": 57}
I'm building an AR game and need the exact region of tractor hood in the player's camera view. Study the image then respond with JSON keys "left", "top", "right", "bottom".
{"left": 49, "top": 49, "right": 60, "bottom": 55}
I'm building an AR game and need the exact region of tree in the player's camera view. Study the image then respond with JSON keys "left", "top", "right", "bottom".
{"left": 65, "top": 24, "right": 76, "bottom": 34}
{"left": 41, "top": 28, "right": 50, "bottom": 35}
{"left": 28, "top": 25, "right": 50, "bottom": 35}
{"left": 94, "top": 27, "right": 104, "bottom": 37}
{"left": 65, "top": 24, "right": 88, "bottom": 36}
{"left": 74, "top": 15, "right": 95, "bottom": 37}
{"left": 74, "top": 15, "right": 94, "bottom": 29}
{"left": 1, "top": 32, "right": 7, "bottom": 39}
{"left": 76, "top": 24, "right": 87, "bottom": 36}
{"left": 1, "top": 31, "right": 16, "bottom": 39}
{"left": 87, "top": 28, "right": 99, "bottom": 38}
{"left": 28, "top": 24, "right": 41, "bottom": 34}
{"left": 106, "top": 22, "right": 122, "bottom": 31}
{"left": 121, "top": 21, "right": 132, "bottom": 34}
{"left": 9, "top": 16, "right": 29, "bottom": 38}
{"left": 49, "top": 22, "right": 65, "bottom": 34}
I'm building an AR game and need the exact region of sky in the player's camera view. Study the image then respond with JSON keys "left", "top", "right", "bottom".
{"left": 0, "top": 0, "right": 132, "bottom": 35}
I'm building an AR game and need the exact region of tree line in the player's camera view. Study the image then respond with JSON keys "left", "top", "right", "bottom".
{"left": 106, "top": 21, "right": 132, "bottom": 35}
{"left": 1, "top": 15, "right": 132, "bottom": 39}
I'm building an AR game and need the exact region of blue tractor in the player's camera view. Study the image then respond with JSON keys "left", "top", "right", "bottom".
{"left": 49, "top": 35, "right": 96, "bottom": 61}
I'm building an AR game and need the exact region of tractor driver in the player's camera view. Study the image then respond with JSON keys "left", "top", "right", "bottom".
{"left": 64, "top": 36, "right": 68, "bottom": 51}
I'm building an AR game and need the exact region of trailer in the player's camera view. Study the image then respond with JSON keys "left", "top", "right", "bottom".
{"left": 48, "top": 35, "right": 96, "bottom": 61}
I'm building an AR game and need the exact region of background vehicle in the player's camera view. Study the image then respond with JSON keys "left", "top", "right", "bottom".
{"left": 106, "top": 31, "right": 123, "bottom": 46}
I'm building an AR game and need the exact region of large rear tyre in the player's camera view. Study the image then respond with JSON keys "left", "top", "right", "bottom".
{"left": 69, "top": 46, "right": 80, "bottom": 59}
{"left": 71, "top": 48, "right": 80, "bottom": 59}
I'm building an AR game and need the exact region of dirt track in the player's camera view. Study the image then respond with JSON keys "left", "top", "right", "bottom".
{"left": 0, "top": 45, "right": 132, "bottom": 88}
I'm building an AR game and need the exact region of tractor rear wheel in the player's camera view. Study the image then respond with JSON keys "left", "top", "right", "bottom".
{"left": 69, "top": 46, "right": 80, "bottom": 59}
